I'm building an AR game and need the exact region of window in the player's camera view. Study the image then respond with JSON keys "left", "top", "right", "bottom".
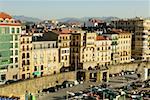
{"left": 22, "top": 67, "right": 25, "bottom": 71}
{"left": 54, "top": 57, "right": 56, "bottom": 62}
{"left": 76, "top": 36, "right": 79, "bottom": 39}
{"left": 34, "top": 66, "right": 37, "bottom": 71}
{"left": 22, "top": 38, "right": 25, "bottom": 43}
{"left": 10, "top": 50, "right": 13, "bottom": 56}
{"left": 15, "top": 50, "right": 18, "bottom": 55}
{"left": 22, "top": 60, "right": 25, "bottom": 66}
{"left": 22, "top": 74, "right": 25, "bottom": 79}
{"left": 10, "top": 58, "right": 13, "bottom": 63}
{"left": 65, "top": 56, "right": 67, "bottom": 60}
{"left": 22, "top": 46, "right": 25, "bottom": 51}
{"left": 15, "top": 58, "right": 18, "bottom": 63}
{"left": 27, "top": 60, "right": 30, "bottom": 65}
{"left": 48, "top": 44, "right": 50, "bottom": 48}
{"left": 15, "top": 65, "right": 18, "bottom": 68}
{"left": 41, "top": 65, "right": 44, "bottom": 70}
{"left": 1, "top": 74, "right": 6, "bottom": 80}
{"left": 27, "top": 53, "right": 30, "bottom": 58}
{"left": 27, "top": 66, "right": 29, "bottom": 71}
{"left": 15, "top": 35, "right": 18, "bottom": 40}
{"left": 13, "top": 75, "right": 17, "bottom": 79}
{"left": 15, "top": 43, "right": 18, "bottom": 48}
{"left": 27, "top": 45, "right": 29, "bottom": 50}
{"left": 17, "top": 28, "right": 20, "bottom": 33}
{"left": 53, "top": 43, "right": 55, "bottom": 48}
{"left": 10, "top": 43, "right": 13, "bottom": 48}
{"left": 10, "top": 66, "right": 13, "bottom": 68}
{"left": 27, "top": 38, "right": 29, "bottom": 43}
{"left": 12, "top": 28, "right": 15, "bottom": 33}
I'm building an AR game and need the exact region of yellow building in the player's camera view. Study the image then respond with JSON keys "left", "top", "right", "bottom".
{"left": 19, "top": 32, "right": 32, "bottom": 79}
{"left": 102, "top": 33, "right": 119, "bottom": 65}
{"left": 52, "top": 28, "right": 71, "bottom": 71}
{"left": 80, "top": 32, "right": 97, "bottom": 69}
{"left": 112, "top": 17, "right": 150, "bottom": 61}
{"left": 32, "top": 39, "right": 59, "bottom": 77}
{"left": 116, "top": 30, "right": 132, "bottom": 63}
{"left": 95, "top": 36, "right": 112, "bottom": 67}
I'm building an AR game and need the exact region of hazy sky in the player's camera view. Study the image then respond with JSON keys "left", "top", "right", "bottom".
{"left": 0, "top": 0, "right": 150, "bottom": 19}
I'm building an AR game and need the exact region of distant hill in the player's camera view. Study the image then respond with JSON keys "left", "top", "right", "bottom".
{"left": 58, "top": 17, "right": 83, "bottom": 23}
{"left": 13, "top": 15, "right": 41, "bottom": 23}
{"left": 58, "top": 16, "right": 120, "bottom": 23}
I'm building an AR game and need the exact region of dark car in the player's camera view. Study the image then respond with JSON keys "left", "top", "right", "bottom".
{"left": 5, "top": 80, "right": 16, "bottom": 84}
{"left": 42, "top": 88, "right": 49, "bottom": 93}
{"left": 47, "top": 87, "right": 58, "bottom": 92}
{"left": 56, "top": 84, "right": 63, "bottom": 90}
{"left": 62, "top": 81, "right": 74, "bottom": 88}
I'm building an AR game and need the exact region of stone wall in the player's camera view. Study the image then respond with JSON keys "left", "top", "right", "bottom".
{"left": 0, "top": 72, "right": 76, "bottom": 97}
{"left": 108, "top": 63, "right": 138, "bottom": 74}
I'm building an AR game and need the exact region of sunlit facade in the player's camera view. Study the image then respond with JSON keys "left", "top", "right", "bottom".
{"left": 0, "top": 12, "right": 21, "bottom": 81}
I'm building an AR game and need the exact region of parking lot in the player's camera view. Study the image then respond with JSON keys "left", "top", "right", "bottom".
{"left": 36, "top": 72, "right": 141, "bottom": 100}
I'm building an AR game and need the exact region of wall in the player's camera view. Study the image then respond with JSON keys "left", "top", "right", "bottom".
{"left": 0, "top": 72, "right": 76, "bottom": 97}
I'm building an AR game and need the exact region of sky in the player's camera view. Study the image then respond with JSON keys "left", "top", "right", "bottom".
{"left": 0, "top": 0, "right": 150, "bottom": 20}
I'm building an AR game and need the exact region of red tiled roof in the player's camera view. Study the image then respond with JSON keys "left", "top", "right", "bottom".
{"left": 96, "top": 36, "right": 106, "bottom": 40}
{"left": 0, "top": 12, "right": 12, "bottom": 19}
{"left": 52, "top": 28, "right": 75, "bottom": 34}
{"left": 0, "top": 23, "right": 21, "bottom": 26}
{"left": 111, "top": 29, "right": 130, "bottom": 34}
{"left": 89, "top": 18, "right": 104, "bottom": 23}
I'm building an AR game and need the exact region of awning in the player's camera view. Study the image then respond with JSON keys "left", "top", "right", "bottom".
{"left": 32, "top": 71, "right": 41, "bottom": 76}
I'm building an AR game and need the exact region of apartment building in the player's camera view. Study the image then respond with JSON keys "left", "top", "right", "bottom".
{"left": 19, "top": 32, "right": 32, "bottom": 79}
{"left": 102, "top": 33, "right": 119, "bottom": 65}
{"left": 118, "top": 31, "right": 132, "bottom": 63}
{"left": 32, "top": 33, "right": 59, "bottom": 77}
{"left": 95, "top": 36, "right": 112, "bottom": 67}
{"left": 52, "top": 28, "right": 71, "bottom": 69}
{"left": 70, "top": 30, "right": 82, "bottom": 70}
{"left": 80, "top": 32, "right": 97, "bottom": 69}
{"left": 0, "top": 12, "right": 21, "bottom": 81}
{"left": 112, "top": 17, "right": 150, "bottom": 61}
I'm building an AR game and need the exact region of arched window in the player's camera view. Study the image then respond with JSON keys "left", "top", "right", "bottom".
{"left": 22, "top": 38, "right": 25, "bottom": 43}
{"left": 22, "top": 46, "right": 25, "bottom": 51}
{"left": 27, "top": 45, "right": 29, "bottom": 50}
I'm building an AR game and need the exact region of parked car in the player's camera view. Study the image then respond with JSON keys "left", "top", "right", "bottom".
{"left": 62, "top": 80, "right": 74, "bottom": 88}
{"left": 42, "top": 88, "right": 49, "bottom": 93}
{"left": 56, "top": 84, "right": 63, "bottom": 90}
{"left": 5, "top": 80, "right": 16, "bottom": 84}
{"left": 47, "top": 87, "right": 58, "bottom": 92}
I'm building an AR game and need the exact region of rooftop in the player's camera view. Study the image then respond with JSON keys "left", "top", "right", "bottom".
{"left": 96, "top": 35, "right": 109, "bottom": 40}
{"left": 0, "top": 12, "right": 12, "bottom": 19}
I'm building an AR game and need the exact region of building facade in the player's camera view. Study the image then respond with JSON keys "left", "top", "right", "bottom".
{"left": 19, "top": 32, "right": 32, "bottom": 79}
{"left": 95, "top": 36, "right": 112, "bottom": 67}
{"left": 118, "top": 31, "right": 132, "bottom": 63}
{"left": 102, "top": 33, "right": 119, "bottom": 65}
{"left": 32, "top": 40, "right": 59, "bottom": 77}
{"left": 112, "top": 17, "right": 150, "bottom": 61}
{"left": 0, "top": 12, "right": 21, "bottom": 81}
